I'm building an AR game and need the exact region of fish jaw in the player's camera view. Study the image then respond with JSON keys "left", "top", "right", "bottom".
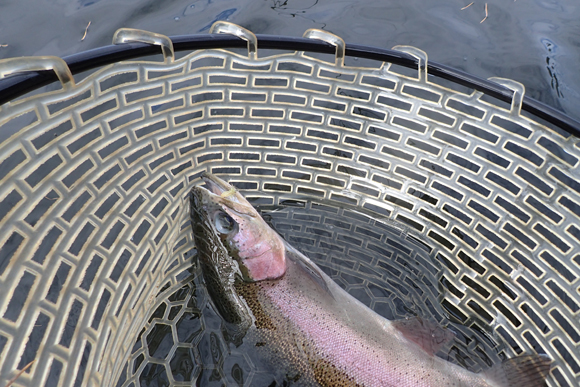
{"left": 193, "top": 172, "right": 286, "bottom": 281}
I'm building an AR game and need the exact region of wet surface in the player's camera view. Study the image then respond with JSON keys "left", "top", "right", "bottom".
{"left": 119, "top": 203, "right": 511, "bottom": 386}
{"left": 0, "top": 0, "right": 579, "bottom": 121}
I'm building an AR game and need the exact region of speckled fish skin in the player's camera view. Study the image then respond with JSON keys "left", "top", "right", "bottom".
{"left": 190, "top": 173, "right": 551, "bottom": 387}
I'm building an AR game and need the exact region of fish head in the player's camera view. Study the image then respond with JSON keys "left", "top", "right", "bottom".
{"left": 190, "top": 172, "right": 286, "bottom": 282}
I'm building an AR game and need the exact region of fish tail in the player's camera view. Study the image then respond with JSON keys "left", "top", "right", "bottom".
{"left": 484, "top": 354, "right": 552, "bottom": 387}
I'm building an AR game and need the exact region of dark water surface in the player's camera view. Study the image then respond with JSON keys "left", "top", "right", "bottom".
{"left": 1, "top": 0, "right": 579, "bottom": 121}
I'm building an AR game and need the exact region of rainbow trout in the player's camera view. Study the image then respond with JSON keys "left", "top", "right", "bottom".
{"left": 190, "top": 172, "right": 551, "bottom": 387}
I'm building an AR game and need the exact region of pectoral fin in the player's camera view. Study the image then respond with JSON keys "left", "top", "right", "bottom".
{"left": 287, "top": 248, "right": 332, "bottom": 296}
{"left": 483, "top": 354, "right": 551, "bottom": 387}
{"left": 392, "top": 316, "right": 455, "bottom": 356}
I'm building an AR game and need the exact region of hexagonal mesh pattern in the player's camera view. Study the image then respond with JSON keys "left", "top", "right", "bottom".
{"left": 0, "top": 42, "right": 579, "bottom": 387}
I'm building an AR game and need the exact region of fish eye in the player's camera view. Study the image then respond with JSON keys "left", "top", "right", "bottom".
{"left": 214, "top": 211, "right": 237, "bottom": 234}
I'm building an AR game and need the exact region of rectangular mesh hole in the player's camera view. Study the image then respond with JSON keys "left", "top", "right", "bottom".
{"left": 48, "top": 90, "right": 93, "bottom": 115}
{"left": 282, "top": 170, "right": 311, "bottom": 181}
{"left": 406, "top": 138, "right": 440, "bottom": 155}
{"left": 419, "top": 159, "right": 453, "bottom": 178}
{"left": 387, "top": 63, "right": 419, "bottom": 79}
{"left": 18, "top": 312, "right": 50, "bottom": 370}
{"left": 367, "top": 126, "right": 401, "bottom": 141}
{"left": 457, "top": 250, "right": 485, "bottom": 274}
{"left": 329, "top": 117, "right": 361, "bottom": 131}
{"left": 319, "top": 69, "right": 355, "bottom": 82}
{"left": 286, "top": 141, "right": 316, "bottom": 152}
{"left": 190, "top": 57, "right": 224, "bottom": 69}
{"left": 290, "top": 111, "right": 322, "bottom": 123}
{"left": 277, "top": 62, "right": 312, "bottom": 74}
{"left": 301, "top": 158, "right": 331, "bottom": 170}
{"left": 446, "top": 98, "right": 485, "bottom": 119}
{"left": 460, "top": 123, "right": 499, "bottom": 144}
{"left": 549, "top": 309, "right": 580, "bottom": 343}
{"left": 336, "top": 88, "right": 370, "bottom": 101}
{"left": 381, "top": 145, "right": 414, "bottom": 162}
{"left": 526, "top": 195, "right": 562, "bottom": 223}
{"left": 392, "top": 116, "right": 427, "bottom": 133}
{"left": 68, "top": 127, "right": 102, "bottom": 155}
{"left": 3, "top": 271, "right": 35, "bottom": 322}
{"left": 231, "top": 92, "right": 267, "bottom": 102}
{"left": 209, "top": 75, "right": 246, "bottom": 85}
{"left": 191, "top": 91, "right": 222, "bottom": 104}
{"left": 62, "top": 191, "right": 92, "bottom": 222}
{"left": 147, "top": 67, "right": 183, "bottom": 80}
{"left": 537, "top": 136, "right": 578, "bottom": 166}
{"left": 337, "top": 165, "right": 367, "bottom": 178}
{"left": 546, "top": 280, "right": 579, "bottom": 313}
{"left": 418, "top": 107, "right": 455, "bottom": 126}
{"left": 493, "top": 300, "right": 521, "bottom": 327}
{"left": 352, "top": 106, "right": 385, "bottom": 121}
{"left": 477, "top": 225, "right": 508, "bottom": 250}
{"left": 248, "top": 167, "right": 276, "bottom": 176}
{"left": 504, "top": 141, "right": 544, "bottom": 166}
{"left": 394, "top": 166, "right": 426, "bottom": 183}
{"left": 269, "top": 125, "right": 301, "bottom": 135}
{"left": 100, "top": 71, "right": 138, "bottom": 92}
{"left": 307, "top": 129, "right": 338, "bottom": 141}
{"left": 361, "top": 76, "right": 396, "bottom": 90}
{"left": 255, "top": 77, "right": 289, "bottom": 87}
{"left": 170, "top": 76, "right": 201, "bottom": 92}
{"left": 151, "top": 98, "right": 184, "bottom": 114}
{"left": 266, "top": 154, "right": 296, "bottom": 164}
{"left": 402, "top": 85, "right": 440, "bottom": 103}
{"left": 451, "top": 227, "right": 478, "bottom": 249}
{"left": 312, "top": 99, "right": 346, "bottom": 112}
{"left": 407, "top": 188, "right": 438, "bottom": 205}
{"left": 273, "top": 94, "right": 306, "bottom": 105}
{"left": 108, "top": 109, "right": 143, "bottom": 131}
{"left": 0, "top": 110, "right": 38, "bottom": 145}
{"left": 125, "top": 86, "right": 162, "bottom": 104}
{"left": 252, "top": 108, "right": 284, "bottom": 118}
{"left": 376, "top": 95, "right": 412, "bottom": 111}
{"left": 396, "top": 214, "right": 424, "bottom": 231}
{"left": 474, "top": 147, "right": 510, "bottom": 169}
{"left": 432, "top": 130, "right": 468, "bottom": 149}
{"left": 232, "top": 62, "right": 270, "bottom": 71}
{"left": 491, "top": 115, "right": 532, "bottom": 139}
{"left": 295, "top": 80, "right": 330, "bottom": 93}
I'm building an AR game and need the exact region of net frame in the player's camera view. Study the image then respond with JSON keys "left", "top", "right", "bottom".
{"left": 0, "top": 24, "right": 578, "bottom": 386}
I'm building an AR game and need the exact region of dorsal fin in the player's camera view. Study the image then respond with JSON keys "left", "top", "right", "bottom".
{"left": 483, "top": 354, "right": 551, "bottom": 387}
{"left": 392, "top": 316, "right": 455, "bottom": 355}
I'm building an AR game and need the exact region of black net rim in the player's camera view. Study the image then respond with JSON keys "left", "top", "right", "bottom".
{"left": 1, "top": 33, "right": 579, "bottom": 137}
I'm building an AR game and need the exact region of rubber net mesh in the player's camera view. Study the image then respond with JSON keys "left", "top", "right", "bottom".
{"left": 0, "top": 45, "right": 578, "bottom": 386}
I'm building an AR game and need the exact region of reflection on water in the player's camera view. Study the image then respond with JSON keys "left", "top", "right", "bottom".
{"left": 0, "top": 0, "right": 579, "bottom": 121}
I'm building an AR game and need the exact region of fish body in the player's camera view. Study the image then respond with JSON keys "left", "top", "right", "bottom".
{"left": 190, "top": 173, "right": 551, "bottom": 387}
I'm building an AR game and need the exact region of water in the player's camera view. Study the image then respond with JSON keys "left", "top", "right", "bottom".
{"left": 1, "top": 0, "right": 579, "bottom": 122}
{"left": 119, "top": 202, "right": 511, "bottom": 386}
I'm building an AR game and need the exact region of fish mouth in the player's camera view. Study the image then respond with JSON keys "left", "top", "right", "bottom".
{"left": 200, "top": 171, "right": 231, "bottom": 196}
{"left": 195, "top": 172, "right": 257, "bottom": 217}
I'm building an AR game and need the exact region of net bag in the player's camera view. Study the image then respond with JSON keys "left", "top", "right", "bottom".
{"left": 0, "top": 23, "right": 578, "bottom": 387}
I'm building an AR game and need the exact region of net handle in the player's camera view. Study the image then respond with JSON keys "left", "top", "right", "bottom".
{"left": 303, "top": 29, "right": 346, "bottom": 68}
{"left": 210, "top": 22, "right": 258, "bottom": 60}
{"left": 0, "top": 56, "right": 75, "bottom": 90}
{"left": 112, "top": 28, "right": 175, "bottom": 63}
